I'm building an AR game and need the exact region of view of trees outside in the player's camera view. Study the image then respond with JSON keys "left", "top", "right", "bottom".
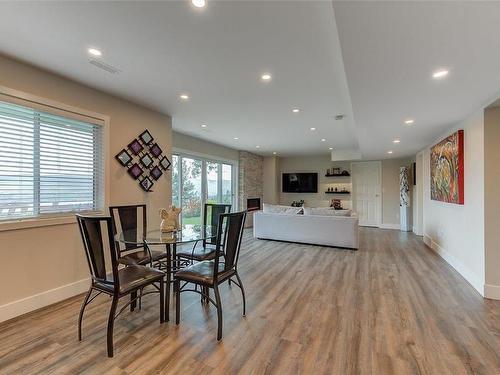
{"left": 181, "top": 157, "right": 202, "bottom": 224}
{"left": 171, "top": 154, "right": 234, "bottom": 225}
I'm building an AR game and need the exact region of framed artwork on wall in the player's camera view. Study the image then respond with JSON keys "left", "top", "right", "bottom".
{"left": 430, "top": 129, "right": 464, "bottom": 205}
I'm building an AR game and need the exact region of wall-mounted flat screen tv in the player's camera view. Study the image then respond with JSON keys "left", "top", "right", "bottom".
{"left": 282, "top": 173, "right": 318, "bottom": 193}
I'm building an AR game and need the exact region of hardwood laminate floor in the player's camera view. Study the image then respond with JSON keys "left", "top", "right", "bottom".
{"left": 0, "top": 228, "right": 499, "bottom": 375}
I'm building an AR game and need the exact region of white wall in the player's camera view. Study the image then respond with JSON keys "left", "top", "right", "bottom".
{"left": 484, "top": 106, "right": 500, "bottom": 298}
{"left": 422, "top": 109, "right": 485, "bottom": 295}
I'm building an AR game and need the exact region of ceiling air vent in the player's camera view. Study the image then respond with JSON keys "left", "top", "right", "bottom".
{"left": 88, "top": 58, "right": 121, "bottom": 74}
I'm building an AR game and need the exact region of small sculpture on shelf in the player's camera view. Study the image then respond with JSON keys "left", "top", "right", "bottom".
{"left": 291, "top": 200, "right": 304, "bottom": 207}
{"left": 159, "top": 206, "right": 182, "bottom": 232}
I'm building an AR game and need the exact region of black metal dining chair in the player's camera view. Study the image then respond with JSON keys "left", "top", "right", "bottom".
{"left": 176, "top": 203, "right": 231, "bottom": 263}
{"left": 174, "top": 210, "right": 247, "bottom": 341}
{"left": 109, "top": 204, "right": 168, "bottom": 266}
{"left": 76, "top": 214, "right": 166, "bottom": 357}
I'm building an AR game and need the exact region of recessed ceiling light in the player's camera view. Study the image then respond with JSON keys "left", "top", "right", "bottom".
{"left": 329, "top": 147, "right": 333, "bottom": 150}
{"left": 88, "top": 48, "right": 102, "bottom": 57}
{"left": 180, "top": 94, "right": 189, "bottom": 100}
{"left": 393, "top": 139, "right": 400, "bottom": 144}
{"left": 404, "top": 119, "right": 414, "bottom": 125}
{"left": 256, "top": 145, "right": 260, "bottom": 148}
{"left": 310, "top": 127, "right": 316, "bottom": 131}
{"left": 233, "top": 137, "right": 239, "bottom": 140}
{"left": 191, "top": 0, "right": 206, "bottom": 8}
{"left": 292, "top": 108, "right": 300, "bottom": 113}
{"left": 261, "top": 73, "right": 272, "bottom": 81}
{"left": 321, "top": 138, "right": 326, "bottom": 142}
{"left": 273, "top": 152, "right": 277, "bottom": 155}
{"left": 387, "top": 150, "right": 393, "bottom": 154}
{"left": 201, "top": 124, "right": 207, "bottom": 128}
{"left": 432, "top": 69, "right": 449, "bottom": 79}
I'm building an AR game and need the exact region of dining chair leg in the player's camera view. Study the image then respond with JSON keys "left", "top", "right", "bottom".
{"left": 159, "top": 281, "right": 165, "bottom": 323}
{"left": 213, "top": 284, "right": 223, "bottom": 341}
{"left": 130, "top": 291, "right": 137, "bottom": 312}
{"left": 166, "top": 245, "right": 171, "bottom": 322}
{"left": 235, "top": 273, "right": 246, "bottom": 316}
{"left": 175, "top": 279, "right": 180, "bottom": 325}
{"left": 107, "top": 295, "right": 119, "bottom": 358}
{"left": 78, "top": 288, "right": 93, "bottom": 341}
{"left": 228, "top": 279, "right": 232, "bottom": 286}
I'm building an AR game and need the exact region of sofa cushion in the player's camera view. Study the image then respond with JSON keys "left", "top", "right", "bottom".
{"left": 263, "top": 203, "right": 303, "bottom": 215}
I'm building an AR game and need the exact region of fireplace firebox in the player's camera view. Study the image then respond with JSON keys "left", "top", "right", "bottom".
{"left": 246, "top": 198, "right": 261, "bottom": 212}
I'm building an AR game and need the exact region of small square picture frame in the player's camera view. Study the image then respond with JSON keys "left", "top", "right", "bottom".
{"left": 159, "top": 156, "right": 171, "bottom": 171}
{"left": 149, "top": 143, "right": 163, "bottom": 158}
{"left": 127, "top": 163, "right": 143, "bottom": 180}
{"left": 139, "top": 176, "right": 154, "bottom": 192}
{"left": 139, "top": 130, "right": 154, "bottom": 145}
{"left": 115, "top": 149, "right": 132, "bottom": 166}
{"left": 140, "top": 153, "right": 154, "bottom": 169}
{"left": 128, "top": 139, "right": 144, "bottom": 155}
{"left": 150, "top": 165, "right": 163, "bottom": 180}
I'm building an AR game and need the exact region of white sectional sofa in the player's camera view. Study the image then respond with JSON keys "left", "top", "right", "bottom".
{"left": 253, "top": 205, "right": 359, "bottom": 249}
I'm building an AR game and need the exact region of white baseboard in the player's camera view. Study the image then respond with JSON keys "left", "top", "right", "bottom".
{"left": 0, "top": 278, "right": 90, "bottom": 323}
{"left": 379, "top": 223, "right": 400, "bottom": 230}
{"left": 423, "top": 235, "right": 485, "bottom": 297}
{"left": 484, "top": 283, "right": 500, "bottom": 300}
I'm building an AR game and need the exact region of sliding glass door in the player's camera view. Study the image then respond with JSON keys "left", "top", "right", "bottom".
{"left": 172, "top": 153, "right": 236, "bottom": 225}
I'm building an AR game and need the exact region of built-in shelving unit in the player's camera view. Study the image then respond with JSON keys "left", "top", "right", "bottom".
{"left": 324, "top": 167, "right": 352, "bottom": 209}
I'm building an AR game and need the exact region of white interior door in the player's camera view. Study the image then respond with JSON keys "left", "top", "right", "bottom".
{"left": 351, "top": 161, "right": 382, "bottom": 227}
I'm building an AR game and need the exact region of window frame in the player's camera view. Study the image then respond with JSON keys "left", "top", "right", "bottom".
{"left": 171, "top": 148, "right": 238, "bottom": 222}
{"left": 0, "top": 85, "right": 110, "bottom": 232}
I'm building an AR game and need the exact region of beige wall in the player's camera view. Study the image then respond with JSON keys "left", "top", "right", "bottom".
{"left": 172, "top": 131, "right": 239, "bottom": 161}
{"left": 0, "top": 55, "right": 172, "bottom": 320}
{"left": 381, "top": 158, "right": 413, "bottom": 226}
{"left": 484, "top": 107, "right": 500, "bottom": 297}
{"left": 277, "top": 154, "right": 409, "bottom": 226}
{"left": 262, "top": 156, "right": 280, "bottom": 205}
{"left": 422, "top": 109, "right": 485, "bottom": 296}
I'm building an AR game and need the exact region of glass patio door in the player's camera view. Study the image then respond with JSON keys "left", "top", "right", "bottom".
{"left": 173, "top": 153, "right": 235, "bottom": 225}
{"left": 181, "top": 157, "right": 203, "bottom": 225}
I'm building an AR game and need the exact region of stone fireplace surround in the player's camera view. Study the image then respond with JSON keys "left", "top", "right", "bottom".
{"left": 238, "top": 151, "right": 263, "bottom": 227}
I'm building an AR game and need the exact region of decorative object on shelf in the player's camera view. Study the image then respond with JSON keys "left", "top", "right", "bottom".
{"left": 127, "top": 163, "right": 143, "bottom": 180}
{"left": 128, "top": 139, "right": 144, "bottom": 155}
{"left": 159, "top": 206, "right": 182, "bottom": 232}
{"left": 325, "top": 167, "right": 350, "bottom": 177}
{"left": 139, "top": 175, "right": 154, "bottom": 192}
{"left": 430, "top": 130, "right": 464, "bottom": 205}
{"left": 116, "top": 129, "right": 171, "bottom": 192}
{"left": 115, "top": 149, "right": 132, "bottom": 166}
{"left": 291, "top": 200, "right": 304, "bottom": 207}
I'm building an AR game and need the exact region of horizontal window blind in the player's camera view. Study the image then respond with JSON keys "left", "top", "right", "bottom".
{"left": 0, "top": 99, "right": 104, "bottom": 220}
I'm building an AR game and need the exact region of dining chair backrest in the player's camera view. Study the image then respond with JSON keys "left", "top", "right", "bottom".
{"left": 109, "top": 204, "right": 147, "bottom": 254}
{"left": 76, "top": 215, "right": 119, "bottom": 291}
{"left": 213, "top": 211, "right": 247, "bottom": 282}
{"left": 204, "top": 203, "right": 231, "bottom": 246}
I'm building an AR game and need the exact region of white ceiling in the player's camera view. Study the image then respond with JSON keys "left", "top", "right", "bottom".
{"left": 0, "top": 1, "right": 499, "bottom": 159}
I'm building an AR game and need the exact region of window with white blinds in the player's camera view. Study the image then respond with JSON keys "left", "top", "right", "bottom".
{"left": 0, "top": 99, "right": 104, "bottom": 220}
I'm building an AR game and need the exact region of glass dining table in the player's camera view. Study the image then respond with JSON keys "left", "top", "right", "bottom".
{"left": 116, "top": 224, "right": 216, "bottom": 320}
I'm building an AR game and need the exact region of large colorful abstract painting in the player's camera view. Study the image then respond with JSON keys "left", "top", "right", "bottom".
{"left": 430, "top": 130, "right": 464, "bottom": 205}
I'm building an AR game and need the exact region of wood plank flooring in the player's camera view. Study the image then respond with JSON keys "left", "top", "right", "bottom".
{"left": 0, "top": 228, "right": 499, "bottom": 374}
